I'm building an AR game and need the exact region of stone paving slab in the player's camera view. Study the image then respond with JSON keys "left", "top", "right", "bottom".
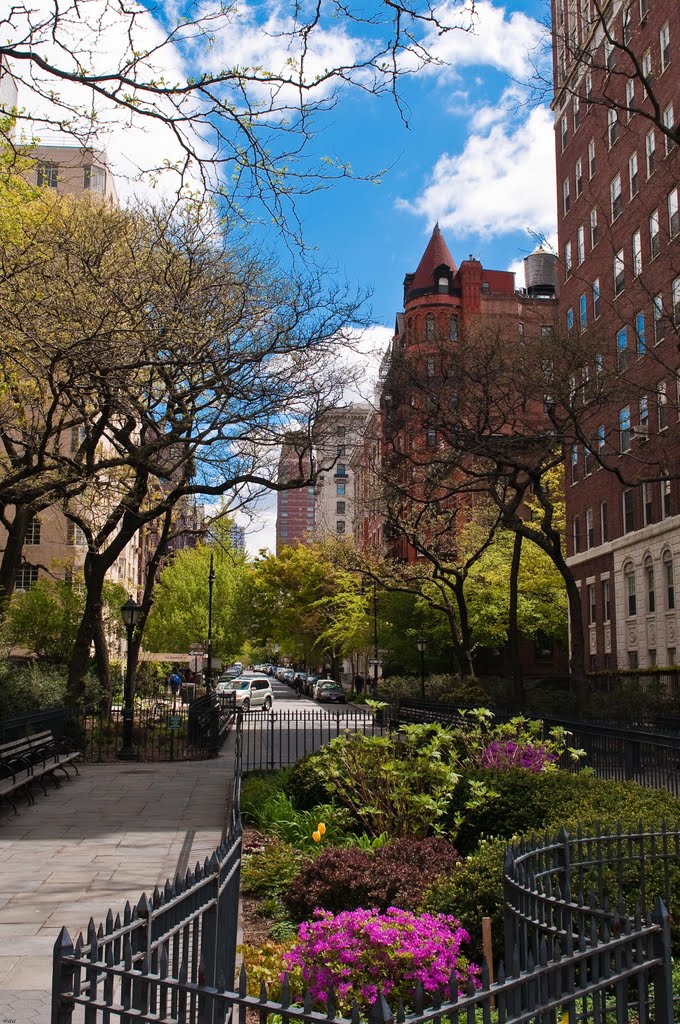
{"left": 0, "top": 742, "right": 234, "bottom": 1022}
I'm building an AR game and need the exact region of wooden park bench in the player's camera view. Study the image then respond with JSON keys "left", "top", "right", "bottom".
{"left": 0, "top": 729, "right": 81, "bottom": 814}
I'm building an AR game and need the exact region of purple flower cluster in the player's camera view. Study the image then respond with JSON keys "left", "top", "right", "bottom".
{"left": 283, "top": 907, "right": 479, "bottom": 1010}
{"left": 480, "top": 739, "right": 558, "bottom": 773}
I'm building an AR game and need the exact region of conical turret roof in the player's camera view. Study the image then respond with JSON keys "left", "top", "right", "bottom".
{"left": 410, "top": 223, "right": 457, "bottom": 292}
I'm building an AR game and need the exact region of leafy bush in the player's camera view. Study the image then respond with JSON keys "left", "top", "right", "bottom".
{"left": 241, "top": 771, "right": 290, "bottom": 821}
{"left": 241, "top": 787, "right": 355, "bottom": 851}
{"left": 241, "top": 839, "right": 310, "bottom": 899}
{"left": 284, "top": 907, "right": 478, "bottom": 1011}
{"left": 0, "top": 661, "right": 68, "bottom": 718}
{"left": 283, "top": 754, "right": 332, "bottom": 810}
{"left": 379, "top": 674, "right": 490, "bottom": 705}
{"left": 283, "top": 837, "right": 461, "bottom": 922}
{"left": 237, "top": 941, "right": 303, "bottom": 1000}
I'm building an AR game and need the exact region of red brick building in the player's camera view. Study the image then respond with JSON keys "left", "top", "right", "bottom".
{"left": 275, "top": 434, "right": 316, "bottom": 555}
{"left": 553, "top": 0, "right": 680, "bottom": 669}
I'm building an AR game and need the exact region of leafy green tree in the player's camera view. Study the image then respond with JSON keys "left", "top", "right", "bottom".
{"left": 144, "top": 543, "right": 250, "bottom": 660}
{"left": 7, "top": 577, "right": 127, "bottom": 662}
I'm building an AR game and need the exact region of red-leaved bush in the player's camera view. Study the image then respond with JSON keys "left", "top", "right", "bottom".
{"left": 283, "top": 837, "right": 461, "bottom": 922}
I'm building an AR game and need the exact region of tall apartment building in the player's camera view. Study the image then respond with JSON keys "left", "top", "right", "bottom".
{"left": 228, "top": 524, "right": 246, "bottom": 555}
{"left": 275, "top": 434, "right": 316, "bottom": 555}
{"left": 553, "top": 0, "right": 680, "bottom": 669}
{"left": 313, "top": 403, "right": 371, "bottom": 542}
{"left": 29, "top": 144, "right": 118, "bottom": 202}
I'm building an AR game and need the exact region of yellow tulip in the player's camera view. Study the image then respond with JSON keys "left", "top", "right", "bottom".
{"left": 312, "top": 830, "right": 321, "bottom": 843}
{"left": 318, "top": 822, "right": 326, "bottom": 835}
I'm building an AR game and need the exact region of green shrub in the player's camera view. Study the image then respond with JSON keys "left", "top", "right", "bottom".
{"left": 241, "top": 787, "right": 355, "bottom": 851}
{"left": 241, "top": 771, "right": 290, "bottom": 822}
{"left": 283, "top": 754, "right": 332, "bottom": 810}
{"left": 378, "top": 674, "right": 490, "bottom": 705}
{"left": 236, "top": 941, "right": 303, "bottom": 1000}
{"left": 0, "top": 661, "right": 68, "bottom": 718}
{"left": 283, "top": 837, "right": 461, "bottom": 922}
{"left": 241, "top": 839, "right": 310, "bottom": 899}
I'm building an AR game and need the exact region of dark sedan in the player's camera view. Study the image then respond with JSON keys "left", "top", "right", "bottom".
{"left": 315, "top": 681, "right": 346, "bottom": 704}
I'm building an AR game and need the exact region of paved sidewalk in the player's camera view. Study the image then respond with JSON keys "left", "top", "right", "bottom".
{"left": 0, "top": 743, "right": 234, "bottom": 1023}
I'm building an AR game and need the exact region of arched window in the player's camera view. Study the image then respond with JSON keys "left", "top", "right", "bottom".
{"left": 438, "top": 275, "right": 449, "bottom": 293}
{"left": 644, "top": 554, "right": 655, "bottom": 613}
{"left": 426, "top": 313, "right": 435, "bottom": 340}
{"left": 663, "top": 550, "right": 675, "bottom": 609}
{"left": 450, "top": 315, "right": 459, "bottom": 341}
{"left": 624, "top": 562, "right": 637, "bottom": 616}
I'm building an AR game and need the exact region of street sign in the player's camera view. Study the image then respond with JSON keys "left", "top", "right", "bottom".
{"left": 168, "top": 715, "right": 183, "bottom": 730}
{"left": 368, "top": 659, "right": 383, "bottom": 666}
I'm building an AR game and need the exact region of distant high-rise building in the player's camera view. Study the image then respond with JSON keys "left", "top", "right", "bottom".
{"left": 313, "top": 403, "right": 371, "bottom": 542}
{"left": 229, "top": 524, "right": 246, "bottom": 554}
{"left": 275, "top": 433, "right": 316, "bottom": 555}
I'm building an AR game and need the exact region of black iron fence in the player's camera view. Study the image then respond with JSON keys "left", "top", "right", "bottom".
{"left": 240, "top": 708, "right": 387, "bottom": 772}
{"left": 393, "top": 698, "right": 680, "bottom": 795}
{"left": 63, "top": 693, "right": 236, "bottom": 762}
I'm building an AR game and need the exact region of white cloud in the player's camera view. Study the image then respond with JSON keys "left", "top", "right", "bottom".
{"left": 421, "top": 0, "right": 548, "bottom": 81}
{"left": 398, "top": 103, "right": 557, "bottom": 242}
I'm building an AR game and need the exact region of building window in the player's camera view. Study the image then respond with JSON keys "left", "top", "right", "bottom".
{"left": 614, "top": 249, "right": 625, "bottom": 295}
{"left": 577, "top": 225, "right": 585, "bottom": 265}
{"left": 610, "top": 173, "right": 622, "bottom": 220}
{"left": 649, "top": 649, "right": 657, "bottom": 667}
{"left": 588, "top": 138, "right": 596, "bottom": 178}
{"left": 425, "top": 313, "right": 434, "bottom": 340}
{"left": 588, "top": 583, "right": 597, "bottom": 624}
{"left": 617, "top": 327, "right": 628, "bottom": 370}
{"left": 579, "top": 292, "right": 587, "bottom": 329}
{"left": 605, "top": 38, "right": 615, "bottom": 71}
{"left": 600, "top": 500, "right": 608, "bottom": 542}
{"left": 427, "top": 356, "right": 435, "bottom": 378}
{"left": 336, "top": 464, "right": 346, "bottom": 477}
{"left": 573, "top": 96, "right": 581, "bottom": 131}
{"left": 450, "top": 315, "right": 458, "bottom": 341}
{"left": 658, "top": 381, "right": 668, "bottom": 429}
{"left": 426, "top": 429, "right": 436, "bottom": 448}
{"left": 83, "top": 166, "right": 105, "bottom": 192}
{"left": 70, "top": 425, "right": 87, "bottom": 453}
{"left": 650, "top": 208, "right": 661, "bottom": 258}
{"left": 571, "top": 445, "right": 579, "bottom": 484}
{"left": 565, "top": 241, "right": 572, "bottom": 277}
{"left": 437, "top": 275, "right": 448, "bottom": 294}
{"left": 561, "top": 114, "right": 568, "bottom": 151}
{"left": 585, "top": 71, "right": 593, "bottom": 106}
{"left": 642, "top": 48, "right": 652, "bottom": 86}
{"left": 662, "top": 478, "right": 672, "bottom": 518}
{"left": 584, "top": 437, "right": 593, "bottom": 474}
{"left": 674, "top": 278, "right": 680, "bottom": 324}
{"left": 639, "top": 394, "right": 649, "bottom": 434}
{"left": 629, "top": 650, "right": 639, "bottom": 669}
{"left": 603, "top": 578, "right": 611, "bottom": 621}
{"left": 586, "top": 507, "right": 594, "bottom": 548}
{"left": 608, "top": 107, "right": 620, "bottom": 147}
{"left": 589, "top": 207, "right": 598, "bottom": 248}
{"left": 597, "top": 423, "right": 606, "bottom": 458}
{"left": 645, "top": 556, "right": 656, "bottom": 613}
{"left": 572, "top": 515, "right": 581, "bottom": 554}
{"left": 337, "top": 444, "right": 346, "bottom": 457}
{"left": 635, "top": 311, "right": 646, "bottom": 355}
{"left": 660, "top": 21, "right": 671, "bottom": 72}
{"left": 646, "top": 129, "right": 656, "bottom": 176}
{"left": 575, "top": 158, "right": 583, "bottom": 196}
{"left": 625, "top": 78, "right": 635, "bottom": 120}
{"left": 567, "top": 307, "right": 574, "bottom": 334}
{"left": 336, "top": 501, "right": 346, "bottom": 514}
{"left": 336, "top": 482, "right": 345, "bottom": 495}
{"left": 593, "top": 277, "right": 601, "bottom": 318}
{"left": 623, "top": 489, "right": 635, "bottom": 533}
{"left": 632, "top": 230, "right": 642, "bottom": 276}
{"left": 639, "top": 0, "right": 648, "bottom": 22}
{"left": 668, "top": 188, "right": 679, "bottom": 238}
{"left": 664, "top": 104, "right": 675, "bottom": 154}
{"left": 563, "top": 177, "right": 571, "bottom": 214}
{"left": 625, "top": 562, "right": 637, "bottom": 615}
{"left": 336, "top": 520, "right": 346, "bottom": 534}
{"left": 664, "top": 550, "right": 675, "bottom": 609}
{"left": 654, "top": 294, "right": 664, "bottom": 342}
{"left": 643, "top": 480, "right": 654, "bottom": 524}
{"left": 15, "top": 564, "right": 39, "bottom": 591}
{"left": 36, "top": 162, "right": 58, "bottom": 188}
{"left": 629, "top": 151, "right": 639, "bottom": 197}
{"left": 25, "top": 518, "right": 41, "bottom": 545}
{"left": 66, "top": 521, "right": 86, "bottom": 546}
{"left": 669, "top": 647, "right": 677, "bottom": 666}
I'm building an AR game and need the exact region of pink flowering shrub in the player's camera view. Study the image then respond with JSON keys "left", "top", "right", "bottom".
{"left": 480, "top": 739, "right": 558, "bottom": 773}
{"left": 283, "top": 907, "right": 479, "bottom": 1011}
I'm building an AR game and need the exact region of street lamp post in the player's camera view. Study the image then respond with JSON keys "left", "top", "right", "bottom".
{"left": 416, "top": 636, "right": 427, "bottom": 699}
{"left": 118, "top": 597, "right": 142, "bottom": 761}
{"left": 362, "top": 579, "right": 380, "bottom": 696}
{"left": 205, "top": 551, "right": 216, "bottom": 693}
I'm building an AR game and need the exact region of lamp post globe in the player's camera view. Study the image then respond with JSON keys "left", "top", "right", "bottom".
{"left": 118, "top": 597, "right": 142, "bottom": 760}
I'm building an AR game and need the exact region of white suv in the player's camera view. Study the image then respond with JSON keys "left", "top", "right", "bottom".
{"left": 216, "top": 675, "right": 274, "bottom": 712}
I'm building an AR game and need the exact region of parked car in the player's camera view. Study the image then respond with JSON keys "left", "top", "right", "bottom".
{"left": 215, "top": 675, "right": 274, "bottom": 711}
{"left": 303, "top": 674, "right": 318, "bottom": 696}
{"left": 315, "top": 681, "right": 346, "bottom": 704}
{"left": 312, "top": 677, "right": 339, "bottom": 700}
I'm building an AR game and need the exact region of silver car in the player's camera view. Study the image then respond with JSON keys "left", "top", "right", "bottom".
{"left": 215, "top": 675, "right": 274, "bottom": 712}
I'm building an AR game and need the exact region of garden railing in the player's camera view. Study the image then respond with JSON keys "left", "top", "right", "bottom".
{"left": 52, "top": 712, "right": 679, "bottom": 1024}
{"left": 239, "top": 708, "right": 387, "bottom": 772}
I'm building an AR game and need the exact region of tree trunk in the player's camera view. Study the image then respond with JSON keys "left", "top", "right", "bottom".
{"left": 129, "top": 510, "right": 173, "bottom": 678}
{"left": 508, "top": 531, "right": 524, "bottom": 710}
{"left": 92, "top": 605, "right": 112, "bottom": 700}
{"left": 67, "top": 554, "right": 108, "bottom": 706}
{"left": 0, "top": 507, "right": 31, "bottom": 614}
{"left": 453, "top": 577, "right": 476, "bottom": 678}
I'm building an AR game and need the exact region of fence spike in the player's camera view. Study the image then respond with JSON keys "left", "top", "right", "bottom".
{"left": 152, "top": 886, "right": 162, "bottom": 908}
{"left": 174, "top": 871, "right": 183, "bottom": 893}
{"left": 105, "top": 909, "right": 114, "bottom": 934}
{"left": 448, "top": 970, "right": 459, "bottom": 1001}
{"left": 351, "top": 1001, "right": 361, "bottom": 1024}
{"left": 114, "top": 912, "right": 121, "bottom": 930}
{"left": 209, "top": 851, "right": 220, "bottom": 872}
{"left": 204, "top": 856, "right": 211, "bottom": 875}
{"left": 326, "top": 986, "right": 336, "bottom": 1018}
{"left": 239, "top": 963, "right": 247, "bottom": 997}
{"left": 281, "top": 973, "right": 291, "bottom": 1008}
{"left": 396, "top": 1000, "right": 406, "bottom": 1024}
{"left": 413, "top": 980, "right": 424, "bottom": 1014}
{"left": 303, "top": 989, "right": 312, "bottom": 1014}
{"left": 481, "top": 960, "right": 490, "bottom": 991}
{"left": 369, "top": 992, "right": 393, "bottom": 1024}
{"left": 160, "top": 946, "right": 169, "bottom": 978}
{"left": 497, "top": 961, "right": 506, "bottom": 985}
{"left": 75, "top": 933, "right": 83, "bottom": 955}
{"left": 259, "top": 980, "right": 268, "bottom": 1003}
{"left": 137, "top": 893, "right": 152, "bottom": 918}
{"left": 97, "top": 922, "right": 104, "bottom": 942}
{"left": 164, "top": 880, "right": 173, "bottom": 902}
{"left": 55, "top": 926, "right": 74, "bottom": 958}
{"left": 527, "top": 950, "right": 535, "bottom": 974}
{"left": 123, "top": 901, "right": 132, "bottom": 926}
